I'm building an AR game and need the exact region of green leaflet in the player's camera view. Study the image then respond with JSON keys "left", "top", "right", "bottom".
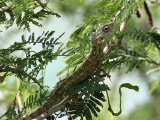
{"left": 66, "top": 75, "right": 109, "bottom": 120}
{"left": 150, "top": 80, "right": 160, "bottom": 94}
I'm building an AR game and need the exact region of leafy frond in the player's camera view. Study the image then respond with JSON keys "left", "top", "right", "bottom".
{"left": 0, "top": 0, "right": 59, "bottom": 30}
{"left": 0, "top": 89, "right": 49, "bottom": 120}
{"left": 0, "top": 30, "right": 68, "bottom": 119}
{"left": 102, "top": 27, "right": 160, "bottom": 73}
{"left": 0, "top": 31, "right": 65, "bottom": 87}
{"left": 103, "top": 48, "right": 146, "bottom": 73}
{"left": 23, "top": 89, "right": 49, "bottom": 110}
{"left": 54, "top": 75, "right": 110, "bottom": 120}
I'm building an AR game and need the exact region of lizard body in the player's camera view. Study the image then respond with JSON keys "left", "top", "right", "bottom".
{"left": 50, "top": 23, "right": 113, "bottom": 98}
{"left": 23, "top": 22, "right": 114, "bottom": 120}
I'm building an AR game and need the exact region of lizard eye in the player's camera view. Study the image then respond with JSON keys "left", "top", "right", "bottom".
{"left": 102, "top": 25, "right": 109, "bottom": 32}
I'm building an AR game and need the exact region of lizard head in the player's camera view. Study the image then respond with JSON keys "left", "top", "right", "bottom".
{"left": 101, "top": 22, "right": 114, "bottom": 39}
{"left": 90, "top": 22, "right": 114, "bottom": 47}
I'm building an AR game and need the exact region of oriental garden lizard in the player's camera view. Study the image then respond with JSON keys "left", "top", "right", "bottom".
{"left": 23, "top": 22, "right": 115, "bottom": 120}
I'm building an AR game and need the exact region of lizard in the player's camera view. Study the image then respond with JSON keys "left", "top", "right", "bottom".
{"left": 23, "top": 22, "right": 114, "bottom": 120}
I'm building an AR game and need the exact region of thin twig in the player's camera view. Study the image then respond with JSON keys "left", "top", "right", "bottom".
{"left": 35, "top": 0, "right": 61, "bottom": 17}
{"left": 144, "top": 1, "right": 153, "bottom": 26}
{"left": 16, "top": 91, "right": 23, "bottom": 110}
{"left": 136, "top": 10, "right": 141, "bottom": 18}
{"left": 146, "top": 57, "right": 160, "bottom": 65}
{"left": 0, "top": 66, "right": 43, "bottom": 88}
{"left": 35, "top": 0, "right": 46, "bottom": 9}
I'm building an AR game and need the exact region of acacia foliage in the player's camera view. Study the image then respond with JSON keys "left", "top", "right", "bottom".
{"left": 0, "top": 0, "right": 160, "bottom": 120}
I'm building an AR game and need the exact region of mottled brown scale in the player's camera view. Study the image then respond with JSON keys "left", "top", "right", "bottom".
{"left": 48, "top": 36, "right": 106, "bottom": 108}
{"left": 23, "top": 22, "right": 113, "bottom": 120}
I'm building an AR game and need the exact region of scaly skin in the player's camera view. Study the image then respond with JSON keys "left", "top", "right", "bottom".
{"left": 23, "top": 22, "right": 113, "bottom": 120}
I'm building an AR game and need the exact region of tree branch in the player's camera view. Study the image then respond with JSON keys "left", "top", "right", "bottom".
{"left": 0, "top": 65, "right": 43, "bottom": 88}
{"left": 144, "top": 1, "right": 153, "bottom": 26}
{"left": 34, "top": 96, "right": 70, "bottom": 120}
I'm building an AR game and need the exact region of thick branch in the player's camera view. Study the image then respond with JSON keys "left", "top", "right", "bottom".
{"left": 34, "top": 96, "right": 69, "bottom": 120}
